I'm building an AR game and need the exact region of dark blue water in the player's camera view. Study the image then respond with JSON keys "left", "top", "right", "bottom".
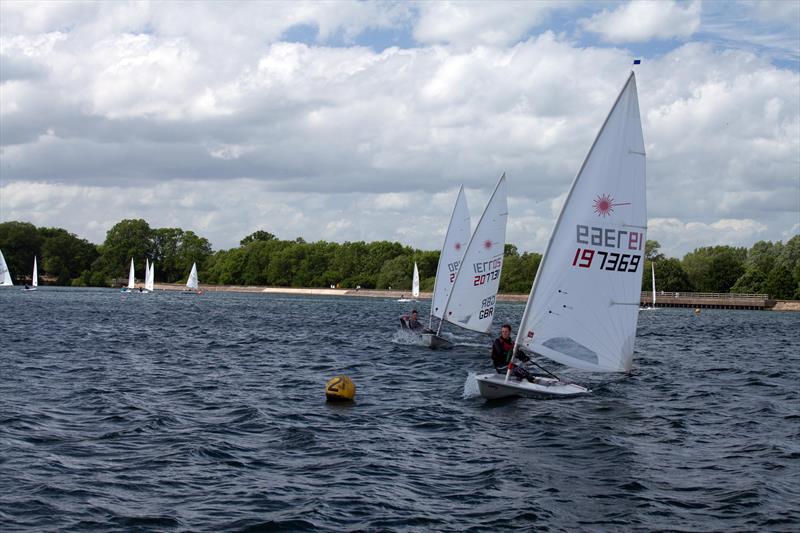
{"left": 1, "top": 288, "right": 798, "bottom": 532}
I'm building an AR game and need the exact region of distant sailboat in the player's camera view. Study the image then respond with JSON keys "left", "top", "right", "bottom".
{"left": 408, "top": 185, "right": 471, "bottom": 348}
{"left": 145, "top": 260, "right": 155, "bottom": 292}
{"left": 185, "top": 262, "right": 200, "bottom": 293}
{"left": 641, "top": 263, "right": 657, "bottom": 310}
{"left": 397, "top": 263, "right": 420, "bottom": 302}
{"left": 23, "top": 256, "right": 37, "bottom": 291}
{"left": 476, "top": 72, "right": 646, "bottom": 399}
{"left": 0, "top": 249, "right": 14, "bottom": 287}
{"left": 121, "top": 258, "right": 135, "bottom": 292}
{"left": 424, "top": 174, "right": 508, "bottom": 348}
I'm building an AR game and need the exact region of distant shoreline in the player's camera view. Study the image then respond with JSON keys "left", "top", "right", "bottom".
{"left": 149, "top": 283, "right": 800, "bottom": 311}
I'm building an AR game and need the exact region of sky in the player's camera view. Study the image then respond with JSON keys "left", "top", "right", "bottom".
{"left": 1, "top": 0, "right": 798, "bottom": 258}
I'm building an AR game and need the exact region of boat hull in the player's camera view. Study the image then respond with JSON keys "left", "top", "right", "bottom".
{"left": 420, "top": 333, "right": 454, "bottom": 350}
{"left": 475, "top": 373, "right": 590, "bottom": 399}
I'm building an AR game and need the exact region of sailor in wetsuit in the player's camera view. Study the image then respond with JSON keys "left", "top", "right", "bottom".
{"left": 491, "top": 324, "right": 537, "bottom": 383}
{"left": 401, "top": 309, "right": 434, "bottom": 333}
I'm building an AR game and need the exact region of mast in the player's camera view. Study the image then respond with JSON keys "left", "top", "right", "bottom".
{"left": 651, "top": 263, "right": 656, "bottom": 307}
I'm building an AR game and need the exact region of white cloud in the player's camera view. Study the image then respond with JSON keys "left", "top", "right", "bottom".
{"left": 649, "top": 217, "right": 769, "bottom": 256}
{"left": 582, "top": 0, "right": 701, "bottom": 43}
{"left": 0, "top": 2, "right": 797, "bottom": 259}
{"left": 413, "top": 1, "right": 566, "bottom": 48}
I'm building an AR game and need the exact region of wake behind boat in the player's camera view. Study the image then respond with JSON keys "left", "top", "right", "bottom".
{"left": 476, "top": 72, "right": 647, "bottom": 400}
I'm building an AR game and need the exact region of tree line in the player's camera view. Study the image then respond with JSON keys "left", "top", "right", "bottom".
{"left": 1, "top": 219, "right": 798, "bottom": 298}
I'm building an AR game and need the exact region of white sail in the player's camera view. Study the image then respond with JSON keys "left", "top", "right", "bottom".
{"left": 32, "top": 256, "right": 38, "bottom": 287}
{"left": 430, "top": 186, "right": 471, "bottom": 322}
{"left": 146, "top": 261, "right": 155, "bottom": 292}
{"left": 516, "top": 72, "right": 646, "bottom": 373}
{"left": 412, "top": 262, "right": 420, "bottom": 298}
{"left": 651, "top": 263, "right": 656, "bottom": 307}
{"left": 0, "top": 250, "right": 13, "bottom": 286}
{"left": 127, "top": 258, "right": 135, "bottom": 289}
{"left": 439, "top": 174, "right": 508, "bottom": 335}
{"left": 186, "top": 262, "right": 199, "bottom": 290}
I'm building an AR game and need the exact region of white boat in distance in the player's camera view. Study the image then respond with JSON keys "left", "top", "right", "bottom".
{"left": 184, "top": 262, "right": 201, "bottom": 294}
{"left": 476, "top": 72, "right": 647, "bottom": 399}
{"left": 397, "top": 262, "right": 420, "bottom": 302}
{"left": 1, "top": 249, "right": 14, "bottom": 287}
{"left": 22, "top": 256, "right": 37, "bottom": 291}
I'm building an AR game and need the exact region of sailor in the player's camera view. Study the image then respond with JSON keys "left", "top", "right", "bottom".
{"left": 491, "top": 324, "right": 537, "bottom": 383}
{"left": 405, "top": 309, "right": 424, "bottom": 331}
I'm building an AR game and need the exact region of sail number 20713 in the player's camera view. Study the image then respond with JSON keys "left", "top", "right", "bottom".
{"left": 572, "top": 248, "right": 641, "bottom": 272}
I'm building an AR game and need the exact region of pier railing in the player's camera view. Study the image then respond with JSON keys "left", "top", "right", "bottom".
{"left": 640, "top": 291, "right": 771, "bottom": 310}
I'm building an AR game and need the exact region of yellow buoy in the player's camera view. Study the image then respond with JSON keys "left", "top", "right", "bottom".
{"left": 325, "top": 375, "right": 356, "bottom": 402}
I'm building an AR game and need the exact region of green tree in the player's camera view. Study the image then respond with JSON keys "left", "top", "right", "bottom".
{"left": 376, "top": 255, "right": 413, "bottom": 290}
{"left": 645, "top": 240, "right": 665, "bottom": 262}
{"left": 100, "top": 219, "right": 154, "bottom": 282}
{"left": 500, "top": 252, "right": 541, "bottom": 293}
{"left": 645, "top": 258, "right": 692, "bottom": 292}
{"left": 39, "top": 227, "right": 99, "bottom": 285}
{"left": 0, "top": 221, "right": 42, "bottom": 282}
{"left": 240, "top": 230, "right": 277, "bottom": 246}
{"left": 682, "top": 246, "right": 746, "bottom": 292}
{"left": 763, "top": 264, "right": 795, "bottom": 299}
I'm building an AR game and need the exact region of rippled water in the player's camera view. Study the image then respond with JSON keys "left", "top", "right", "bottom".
{"left": 1, "top": 288, "right": 798, "bottom": 531}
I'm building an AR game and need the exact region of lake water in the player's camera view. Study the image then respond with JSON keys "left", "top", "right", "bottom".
{"left": 1, "top": 288, "right": 798, "bottom": 531}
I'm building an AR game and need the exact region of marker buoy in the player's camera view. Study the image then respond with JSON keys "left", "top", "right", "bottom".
{"left": 694, "top": 308, "right": 701, "bottom": 315}
{"left": 325, "top": 375, "right": 356, "bottom": 402}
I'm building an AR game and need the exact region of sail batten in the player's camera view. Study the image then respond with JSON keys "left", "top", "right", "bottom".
{"left": 514, "top": 73, "right": 646, "bottom": 373}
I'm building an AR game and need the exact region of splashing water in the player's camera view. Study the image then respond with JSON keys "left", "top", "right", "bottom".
{"left": 462, "top": 371, "right": 481, "bottom": 399}
{"left": 391, "top": 328, "right": 427, "bottom": 346}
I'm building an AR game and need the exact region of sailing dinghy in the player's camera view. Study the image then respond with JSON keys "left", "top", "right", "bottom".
{"left": 0, "top": 249, "right": 13, "bottom": 287}
{"left": 23, "top": 256, "right": 38, "bottom": 291}
{"left": 121, "top": 258, "right": 135, "bottom": 292}
{"left": 640, "top": 263, "right": 657, "bottom": 310}
{"left": 397, "top": 263, "right": 420, "bottom": 302}
{"left": 425, "top": 174, "right": 508, "bottom": 349}
{"left": 476, "top": 72, "right": 646, "bottom": 399}
{"left": 185, "top": 262, "right": 201, "bottom": 294}
{"left": 145, "top": 260, "right": 155, "bottom": 292}
{"left": 413, "top": 186, "right": 471, "bottom": 349}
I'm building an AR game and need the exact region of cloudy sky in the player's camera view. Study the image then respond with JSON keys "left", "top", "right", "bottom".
{"left": 1, "top": 0, "right": 798, "bottom": 257}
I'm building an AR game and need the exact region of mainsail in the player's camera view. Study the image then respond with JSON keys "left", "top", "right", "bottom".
{"left": 651, "top": 263, "right": 656, "bottom": 307}
{"left": 516, "top": 72, "right": 646, "bottom": 373}
{"left": 127, "top": 258, "right": 135, "bottom": 289}
{"left": 412, "top": 262, "right": 420, "bottom": 298}
{"left": 32, "top": 256, "right": 38, "bottom": 287}
{"left": 0, "top": 250, "right": 13, "bottom": 286}
{"left": 186, "top": 263, "right": 199, "bottom": 290}
{"left": 430, "top": 186, "right": 471, "bottom": 324}
{"left": 438, "top": 174, "right": 508, "bottom": 335}
{"left": 146, "top": 261, "right": 155, "bottom": 292}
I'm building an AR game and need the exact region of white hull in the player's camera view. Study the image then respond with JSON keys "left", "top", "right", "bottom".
{"left": 475, "top": 373, "right": 590, "bottom": 399}
{"left": 397, "top": 298, "right": 415, "bottom": 302}
{"left": 420, "top": 333, "right": 454, "bottom": 350}
{"left": 22, "top": 287, "right": 37, "bottom": 292}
